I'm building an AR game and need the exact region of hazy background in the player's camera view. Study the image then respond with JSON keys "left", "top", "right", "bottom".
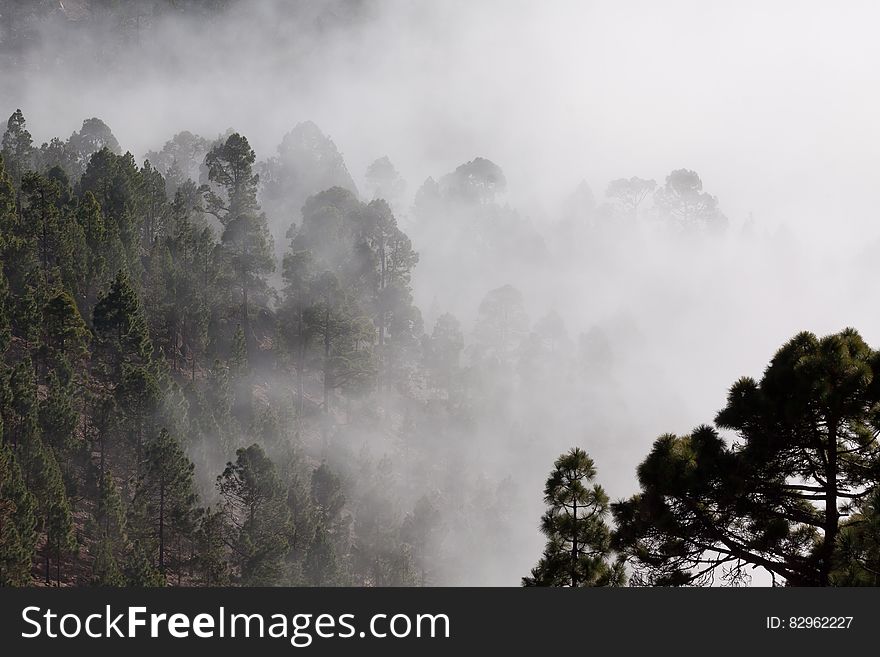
{"left": 3, "top": 0, "right": 879, "bottom": 584}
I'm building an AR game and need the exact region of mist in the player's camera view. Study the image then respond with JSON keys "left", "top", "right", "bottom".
{"left": 3, "top": 0, "right": 879, "bottom": 586}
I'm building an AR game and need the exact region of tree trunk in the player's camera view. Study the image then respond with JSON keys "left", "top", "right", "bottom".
{"left": 820, "top": 419, "right": 839, "bottom": 586}
{"left": 241, "top": 285, "right": 251, "bottom": 355}
{"left": 159, "top": 480, "right": 166, "bottom": 572}
{"left": 297, "top": 308, "right": 306, "bottom": 421}
{"left": 571, "top": 497, "right": 578, "bottom": 587}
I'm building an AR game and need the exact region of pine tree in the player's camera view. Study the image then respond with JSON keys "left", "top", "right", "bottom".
{"left": 0, "top": 159, "right": 42, "bottom": 345}
{"left": 12, "top": 373, "right": 75, "bottom": 586}
{"left": 1, "top": 109, "right": 35, "bottom": 187}
{"left": 228, "top": 324, "right": 252, "bottom": 427}
{"left": 361, "top": 199, "right": 421, "bottom": 394}
{"left": 0, "top": 268, "right": 11, "bottom": 355}
{"left": 77, "top": 148, "right": 143, "bottom": 273}
{"left": 93, "top": 269, "right": 152, "bottom": 380}
{"left": 204, "top": 359, "right": 236, "bottom": 458}
{"left": 0, "top": 437, "right": 37, "bottom": 585}
{"left": 614, "top": 329, "right": 880, "bottom": 587}
{"left": 115, "top": 364, "right": 162, "bottom": 480}
{"left": 217, "top": 444, "right": 291, "bottom": 585}
{"left": 39, "top": 289, "right": 90, "bottom": 384}
{"left": 423, "top": 313, "right": 464, "bottom": 399}
{"left": 304, "top": 272, "right": 376, "bottom": 419}
{"left": 401, "top": 496, "right": 443, "bottom": 585}
{"left": 124, "top": 540, "right": 164, "bottom": 587}
{"left": 90, "top": 472, "right": 128, "bottom": 586}
{"left": 304, "top": 523, "right": 339, "bottom": 586}
{"left": 4, "top": 357, "right": 38, "bottom": 449}
{"left": 204, "top": 133, "right": 274, "bottom": 356}
{"left": 68, "top": 118, "right": 121, "bottom": 178}
{"left": 523, "top": 448, "right": 625, "bottom": 587}
{"left": 139, "top": 160, "right": 169, "bottom": 250}
{"left": 192, "top": 508, "right": 229, "bottom": 586}
{"left": 279, "top": 249, "right": 316, "bottom": 420}
{"left": 75, "top": 191, "right": 117, "bottom": 310}
{"left": 133, "top": 428, "right": 196, "bottom": 574}
{"left": 43, "top": 465, "right": 77, "bottom": 586}
{"left": 311, "top": 462, "right": 347, "bottom": 540}
{"left": 38, "top": 370, "right": 85, "bottom": 497}
{"left": 833, "top": 487, "right": 880, "bottom": 585}
{"left": 19, "top": 172, "right": 65, "bottom": 280}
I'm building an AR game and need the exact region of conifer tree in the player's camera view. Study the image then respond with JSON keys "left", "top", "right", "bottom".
{"left": 0, "top": 268, "right": 11, "bottom": 355}
{"left": 13, "top": 380, "right": 73, "bottom": 587}
{"left": 1, "top": 109, "right": 35, "bottom": 187}
{"left": 304, "top": 523, "right": 339, "bottom": 586}
{"left": 42, "top": 464, "right": 76, "bottom": 586}
{"left": 192, "top": 508, "right": 229, "bottom": 586}
{"left": 0, "top": 159, "right": 42, "bottom": 345}
{"left": 204, "top": 133, "right": 274, "bottom": 356}
{"left": 305, "top": 272, "right": 376, "bottom": 418}
{"left": 217, "top": 444, "right": 291, "bottom": 585}
{"left": 75, "top": 191, "right": 116, "bottom": 310}
{"left": 204, "top": 359, "right": 236, "bottom": 458}
{"left": 90, "top": 472, "right": 128, "bottom": 586}
{"left": 40, "top": 289, "right": 90, "bottom": 384}
{"left": 77, "top": 149, "right": 143, "bottom": 272}
{"left": 124, "top": 540, "right": 164, "bottom": 587}
{"left": 423, "top": 313, "right": 464, "bottom": 399}
{"left": 133, "top": 428, "right": 196, "bottom": 574}
{"left": 0, "top": 438, "right": 37, "bottom": 585}
{"left": 93, "top": 269, "right": 152, "bottom": 380}
{"left": 523, "top": 448, "right": 625, "bottom": 587}
{"left": 833, "top": 487, "right": 880, "bottom": 585}
{"left": 362, "top": 199, "right": 420, "bottom": 393}
{"left": 38, "top": 370, "right": 84, "bottom": 494}
{"left": 228, "top": 324, "right": 253, "bottom": 427}
{"left": 614, "top": 329, "right": 880, "bottom": 587}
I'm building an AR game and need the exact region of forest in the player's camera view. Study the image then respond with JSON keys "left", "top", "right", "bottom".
{"left": 2, "top": 1, "right": 880, "bottom": 588}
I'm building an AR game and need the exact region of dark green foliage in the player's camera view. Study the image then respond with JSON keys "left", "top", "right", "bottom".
{"left": 38, "top": 371, "right": 84, "bottom": 493}
{"left": 90, "top": 472, "right": 128, "bottom": 586}
{"left": 523, "top": 448, "right": 625, "bottom": 587}
{"left": 124, "top": 540, "right": 165, "bottom": 587}
{"left": 132, "top": 429, "right": 196, "bottom": 575}
{"left": 68, "top": 118, "right": 122, "bottom": 178}
{"left": 1, "top": 109, "right": 816, "bottom": 592}
{"left": 93, "top": 269, "right": 153, "bottom": 378}
{"left": 0, "top": 117, "right": 464, "bottom": 589}
{"left": 0, "top": 440, "right": 37, "bottom": 585}
{"left": 0, "top": 268, "right": 11, "bottom": 355}
{"left": 614, "top": 329, "right": 880, "bottom": 586}
{"left": 204, "top": 133, "right": 274, "bottom": 356}
{"left": 217, "top": 444, "right": 292, "bottom": 585}
{"left": 40, "top": 289, "right": 89, "bottom": 384}
{"left": 832, "top": 487, "right": 880, "bottom": 585}
{"left": 77, "top": 147, "right": 144, "bottom": 272}
{"left": 192, "top": 508, "right": 229, "bottom": 585}
{"left": 1, "top": 109, "right": 36, "bottom": 187}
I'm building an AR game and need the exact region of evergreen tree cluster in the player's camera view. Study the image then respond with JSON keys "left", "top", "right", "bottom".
{"left": 524, "top": 329, "right": 880, "bottom": 587}
{"left": 3, "top": 107, "right": 878, "bottom": 589}
{"left": 0, "top": 110, "right": 437, "bottom": 586}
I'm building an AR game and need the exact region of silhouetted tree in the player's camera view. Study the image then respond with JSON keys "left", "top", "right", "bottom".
{"left": 614, "top": 329, "right": 880, "bottom": 586}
